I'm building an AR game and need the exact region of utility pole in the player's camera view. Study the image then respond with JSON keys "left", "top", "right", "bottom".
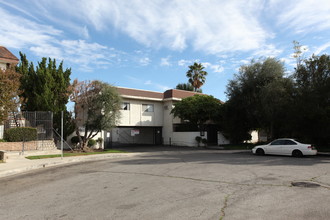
{"left": 61, "top": 111, "right": 63, "bottom": 159}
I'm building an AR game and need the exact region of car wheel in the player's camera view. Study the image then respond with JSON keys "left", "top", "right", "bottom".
{"left": 292, "top": 150, "right": 303, "bottom": 157}
{"left": 256, "top": 148, "right": 265, "bottom": 156}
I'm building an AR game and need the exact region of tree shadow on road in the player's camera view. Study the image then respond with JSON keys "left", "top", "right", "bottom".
{"left": 111, "top": 145, "right": 330, "bottom": 167}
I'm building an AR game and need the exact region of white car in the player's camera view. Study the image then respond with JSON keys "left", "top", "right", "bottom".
{"left": 252, "top": 138, "right": 317, "bottom": 157}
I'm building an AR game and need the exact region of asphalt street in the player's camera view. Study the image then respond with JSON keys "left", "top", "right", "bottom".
{"left": 1, "top": 146, "right": 329, "bottom": 220}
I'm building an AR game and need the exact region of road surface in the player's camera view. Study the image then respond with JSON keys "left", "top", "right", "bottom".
{"left": 1, "top": 147, "right": 329, "bottom": 220}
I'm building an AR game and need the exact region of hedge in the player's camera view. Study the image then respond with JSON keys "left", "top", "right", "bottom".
{"left": 88, "top": 139, "right": 97, "bottom": 147}
{"left": 71, "top": 136, "right": 97, "bottom": 147}
{"left": 71, "top": 136, "right": 83, "bottom": 145}
{"left": 4, "top": 127, "right": 38, "bottom": 142}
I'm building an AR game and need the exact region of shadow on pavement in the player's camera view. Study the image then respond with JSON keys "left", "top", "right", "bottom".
{"left": 110, "top": 145, "right": 330, "bottom": 167}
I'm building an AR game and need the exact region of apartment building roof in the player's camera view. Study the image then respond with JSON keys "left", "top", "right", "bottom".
{"left": 116, "top": 87, "right": 200, "bottom": 101}
{"left": 116, "top": 87, "right": 164, "bottom": 100}
{"left": 163, "top": 89, "right": 198, "bottom": 99}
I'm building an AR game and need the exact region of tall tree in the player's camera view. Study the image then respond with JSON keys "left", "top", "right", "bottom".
{"left": 16, "top": 53, "right": 73, "bottom": 138}
{"left": 292, "top": 40, "right": 306, "bottom": 68}
{"left": 292, "top": 54, "right": 330, "bottom": 145}
{"left": 0, "top": 67, "right": 21, "bottom": 123}
{"left": 171, "top": 95, "right": 221, "bottom": 131}
{"left": 175, "top": 83, "right": 202, "bottom": 93}
{"left": 70, "top": 80, "right": 121, "bottom": 151}
{"left": 186, "top": 62, "right": 208, "bottom": 92}
{"left": 224, "top": 57, "right": 290, "bottom": 141}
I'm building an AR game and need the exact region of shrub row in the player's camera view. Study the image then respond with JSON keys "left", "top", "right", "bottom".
{"left": 71, "top": 136, "right": 100, "bottom": 147}
{"left": 4, "top": 127, "right": 38, "bottom": 142}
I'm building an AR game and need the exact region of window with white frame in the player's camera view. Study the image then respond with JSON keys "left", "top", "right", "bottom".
{"left": 121, "top": 102, "right": 130, "bottom": 110}
{"left": 142, "top": 104, "right": 154, "bottom": 112}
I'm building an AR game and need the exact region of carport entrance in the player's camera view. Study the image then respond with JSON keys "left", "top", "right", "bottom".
{"left": 107, "top": 126, "right": 162, "bottom": 147}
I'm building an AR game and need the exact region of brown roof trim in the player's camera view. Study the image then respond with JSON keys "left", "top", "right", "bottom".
{"left": 163, "top": 89, "right": 199, "bottom": 99}
{"left": 116, "top": 87, "right": 163, "bottom": 99}
{"left": 115, "top": 87, "right": 224, "bottom": 102}
{"left": 0, "top": 46, "right": 19, "bottom": 64}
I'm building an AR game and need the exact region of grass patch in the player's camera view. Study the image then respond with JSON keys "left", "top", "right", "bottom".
{"left": 26, "top": 149, "right": 127, "bottom": 160}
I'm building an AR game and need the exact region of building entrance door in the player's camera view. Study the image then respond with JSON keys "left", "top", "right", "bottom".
{"left": 154, "top": 127, "right": 162, "bottom": 145}
{"left": 207, "top": 125, "right": 218, "bottom": 145}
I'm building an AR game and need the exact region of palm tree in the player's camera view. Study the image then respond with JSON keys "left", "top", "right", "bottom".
{"left": 175, "top": 83, "right": 202, "bottom": 93}
{"left": 186, "top": 62, "right": 208, "bottom": 92}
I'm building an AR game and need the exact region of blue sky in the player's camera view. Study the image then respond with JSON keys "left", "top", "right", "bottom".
{"left": 1, "top": 0, "right": 330, "bottom": 102}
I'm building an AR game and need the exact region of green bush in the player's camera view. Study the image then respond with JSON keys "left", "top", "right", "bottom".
{"left": 0, "top": 139, "right": 5, "bottom": 142}
{"left": 195, "top": 136, "right": 202, "bottom": 143}
{"left": 97, "top": 137, "right": 103, "bottom": 143}
{"left": 4, "top": 127, "right": 37, "bottom": 142}
{"left": 88, "top": 139, "right": 97, "bottom": 147}
{"left": 71, "top": 136, "right": 84, "bottom": 145}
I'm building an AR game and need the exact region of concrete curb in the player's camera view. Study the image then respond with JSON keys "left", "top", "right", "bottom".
{"left": 0, "top": 152, "right": 143, "bottom": 179}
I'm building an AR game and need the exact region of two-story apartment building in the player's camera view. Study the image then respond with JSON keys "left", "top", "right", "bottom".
{"left": 106, "top": 87, "right": 229, "bottom": 147}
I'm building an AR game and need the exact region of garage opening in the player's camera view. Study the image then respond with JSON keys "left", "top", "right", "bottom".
{"left": 106, "top": 126, "right": 162, "bottom": 147}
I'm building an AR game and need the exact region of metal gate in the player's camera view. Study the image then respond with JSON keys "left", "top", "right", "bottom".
{"left": 4, "top": 111, "right": 53, "bottom": 140}
{"left": 2, "top": 111, "right": 56, "bottom": 151}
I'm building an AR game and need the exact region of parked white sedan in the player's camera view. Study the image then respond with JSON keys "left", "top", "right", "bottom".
{"left": 252, "top": 138, "right": 317, "bottom": 157}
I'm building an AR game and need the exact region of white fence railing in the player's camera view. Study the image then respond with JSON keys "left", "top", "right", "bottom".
{"left": 0, "top": 125, "right": 4, "bottom": 139}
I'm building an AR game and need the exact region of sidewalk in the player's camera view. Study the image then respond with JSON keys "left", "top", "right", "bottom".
{"left": 0, "top": 150, "right": 141, "bottom": 178}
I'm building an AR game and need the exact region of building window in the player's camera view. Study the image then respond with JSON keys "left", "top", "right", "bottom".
{"left": 121, "top": 102, "right": 130, "bottom": 110}
{"left": 142, "top": 104, "right": 154, "bottom": 112}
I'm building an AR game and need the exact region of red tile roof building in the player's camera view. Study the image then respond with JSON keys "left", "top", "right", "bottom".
{"left": 0, "top": 46, "right": 19, "bottom": 70}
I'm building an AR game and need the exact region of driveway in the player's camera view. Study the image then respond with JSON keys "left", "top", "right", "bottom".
{"left": 1, "top": 146, "right": 329, "bottom": 220}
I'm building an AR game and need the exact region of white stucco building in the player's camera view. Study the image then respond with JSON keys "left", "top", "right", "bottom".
{"left": 105, "top": 87, "right": 229, "bottom": 147}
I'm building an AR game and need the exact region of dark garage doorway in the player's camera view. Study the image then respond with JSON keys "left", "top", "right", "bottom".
{"left": 207, "top": 125, "right": 218, "bottom": 145}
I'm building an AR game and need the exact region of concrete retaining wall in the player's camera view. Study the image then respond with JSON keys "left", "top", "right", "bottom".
{"left": 0, "top": 140, "right": 56, "bottom": 151}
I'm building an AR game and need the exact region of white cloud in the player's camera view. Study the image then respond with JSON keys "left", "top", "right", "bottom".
{"left": 160, "top": 57, "right": 171, "bottom": 66}
{"left": 144, "top": 80, "right": 152, "bottom": 85}
{"left": 145, "top": 80, "right": 171, "bottom": 91}
{"left": 29, "top": 39, "right": 118, "bottom": 71}
{"left": 210, "top": 65, "right": 224, "bottom": 73}
{"left": 81, "top": 26, "right": 90, "bottom": 39}
{"left": 252, "top": 44, "right": 283, "bottom": 58}
{"left": 178, "top": 59, "right": 192, "bottom": 67}
{"left": 0, "top": 7, "right": 62, "bottom": 49}
{"left": 202, "top": 62, "right": 224, "bottom": 74}
{"left": 155, "top": 84, "right": 171, "bottom": 91}
{"left": 126, "top": 76, "right": 170, "bottom": 91}
{"left": 139, "top": 57, "right": 151, "bottom": 66}
{"left": 0, "top": 5, "right": 154, "bottom": 72}
{"left": 314, "top": 42, "right": 330, "bottom": 55}
{"left": 239, "top": 59, "right": 251, "bottom": 65}
{"left": 11, "top": 0, "right": 271, "bottom": 55}
{"left": 275, "top": 0, "right": 330, "bottom": 34}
